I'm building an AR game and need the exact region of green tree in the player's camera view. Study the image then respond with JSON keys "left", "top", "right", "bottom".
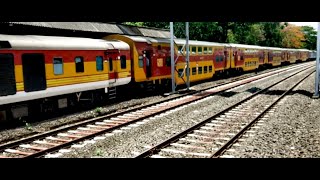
{"left": 301, "top": 26, "right": 317, "bottom": 50}
{"left": 245, "top": 23, "right": 265, "bottom": 45}
{"left": 124, "top": 22, "right": 225, "bottom": 42}
{"left": 229, "top": 22, "right": 254, "bottom": 44}
{"left": 124, "top": 22, "right": 289, "bottom": 48}
{"left": 261, "top": 22, "right": 283, "bottom": 47}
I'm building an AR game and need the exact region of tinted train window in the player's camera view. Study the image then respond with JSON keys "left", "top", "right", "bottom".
{"left": 220, "top": 55, "right": 224, "bottom": 61}
{"left": 203, "top": 47, "right": 208, "bottom": 54}
{"left": 75, "top": 56, "right": 84, "bottom": 73}
{"left": 139, "top": 56, "right": 144, "bottom": 68}
{"left": 166, "top": 56, "right": 171, "bottom": 66}
{"left": 109, "top": 57, "right": 113, "bottom": 71}
{"left": 178, "top": 46, "right": 184, "bottom": 54}
{"left": 120, "top": 55, "right": 126, "bottom": 69}
{"left": 209, "top": 65, "right": 212, "bottom": 72}
{"left": 198, "top": 47, "right": 202, "bottom": 55}
{"left": 96, "top": 56, "right": 103, "bottom": 71}
{"left": 215, "top": 56, "right": 219, "bottom": 62}
{"left": 192, "top": 67, "right": 197, "bottom": 75}
{"left": 191, "top": 47, "right": 197, "bottom": 55}
{"left": 204, "top": 66, "right": 208, "bottom": 73}
{"left": 198, "top": 67, "right": 202, "bottom": 74}
{"left": 178, "top": 68, "right": 184, "bottom": 77}
{"left": 0, "top": 53, "right": 16, "bottom": 96}
{"left": 53, "top": 57, "right": 63, "bottom": 75}
{"left": 208, "top": 47, "right": 213, "bottom": 54}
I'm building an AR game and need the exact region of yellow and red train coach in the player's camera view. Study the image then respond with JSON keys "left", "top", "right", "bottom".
{"left": 175, "top": 39, "right": 229, "bottom": 85}
{"left": 0, "top": 34, "right": 130, "bottom": 120}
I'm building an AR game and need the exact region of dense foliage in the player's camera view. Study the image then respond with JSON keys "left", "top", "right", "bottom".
{"left": 125, "top": 22, "right": 317, "bottom": 50}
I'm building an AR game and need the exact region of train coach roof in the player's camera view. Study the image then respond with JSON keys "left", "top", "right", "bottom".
{"left": 0, "top": 34, "right": 129, "bottom": 50}
{"left": 297, "top": 48, "right": 310, "bottom": 51}
{"left": 264, "top": 47, "right": 284, "bottom": 51}
{"left": 174, "top": 39, "right": 228, "bottom": 47}
{"left": 228, "top": 43, "right": 263, "bottom": 49}
{"left": 105, "top": 40, "right": 130, "bottom": 50}
{"left": 122, "top": 35, "right": 171, "bottom": 44}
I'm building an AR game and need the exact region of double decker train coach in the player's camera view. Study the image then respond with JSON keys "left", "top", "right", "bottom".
{"left": 298, "top": 49, "right": 310, "bottom": 62}
{"left": 174, "top": 39, "right": 230, "bottom": 85}
{"left": 0, "top": 34, "right": 131, "bottom": 122}
{"left": 309, "top": 50, "right": 317, "bottom": 60}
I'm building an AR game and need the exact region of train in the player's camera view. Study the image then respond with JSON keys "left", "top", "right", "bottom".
{"left": 0, "top": 33, "right": 316, "bottom": 122}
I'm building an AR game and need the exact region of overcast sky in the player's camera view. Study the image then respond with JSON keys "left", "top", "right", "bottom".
{"left": 289, "top": 22, "right": 318, "bottom": 30}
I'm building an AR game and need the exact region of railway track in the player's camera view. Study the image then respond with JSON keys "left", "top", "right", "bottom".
{"left": 0, "top": 62, "right": 313, "bottom": 158}
{"left": 134, "top": 66, "right": 314, "bottom": 158}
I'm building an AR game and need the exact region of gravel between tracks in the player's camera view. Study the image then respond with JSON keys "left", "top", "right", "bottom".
{"left": 60, "top": 64, "right": 314, "bottom": 158}
{"left": 0, "top": 63, "right": 305, "bottom": 145}
{"left": 0, "top": 94, "right": 176, "bottom": 144}
{"left": 224, "top": 70, "right": 320, "bottom": 158}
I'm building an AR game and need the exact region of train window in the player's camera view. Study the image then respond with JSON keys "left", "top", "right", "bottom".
{"left": 198, "top": 47, "right": 203, "bottom": 55}
{"left": 158, "top": 45, "right": 161, "bottom": 50}
{"left": 209, "top": 65, "right": 212, "bottom": 72}
{"left": 96, "top": 56, "right": 103, "bottom": 71}
{"left": 220, "top": 55, "right": 224, "bottom": 61}
{"left": 178, "top": 68, "right": 184, "bottom": 77}
{"left": 204, "top": 66, "right": 208, "bottom": 73}
{"left": 75, "top": 56, "right": 84, "bottom": 73}
{"left": 139, "top": 55, "right": 144, "bottom": 68}
{"left": 166, "top": 56, "right": 171, "bottom": 66}
{"left": 240, "top": 55, "right": 244, "bottom": 60}
{"left": 198, "top": 67, "right": 203, "bottom": 74}
{"left": 120, "top": 55, "right": 127, "bottom": 69}
{"left": 208, "top": 47, "right": 213, "bottom": 54}
{"left": 192, "top": 67, "right": 197, "bottom": 75}
{"left": 215, "top": 56, "right": 219, "bottom": 62}
{"left": 109, "top": 57, "right": 113, "bottom": 71}
{"left": 191, "top": 46, "right": 197, "bottom": 55}
{"left": 53, "top": 57, "right": 63, "bottom": 75}
{"left": 178, "top": 46, "right": 184, "bottom": 54}
{"left": 203, "top": 47, "right": 208, "bottom": 54}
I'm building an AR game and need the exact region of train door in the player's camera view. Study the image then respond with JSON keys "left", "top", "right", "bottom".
{"left": 268, "top": 51, "right": 273, "bottom": 64}
{"left": 235, "top": 49, "right": 244, "bottom": 67}
{"left": 224, "top": 50, "right": 229, "bottom": 68}
{"left": 234, "top": 50, "right": 238, "bottom": 67}
{"left": 259, "top": 51, "right": 264, "bottom": 64}
{"left": 22, "top": 53, "right": 46, "bottom": 92}
{"left": 0, "top": 53, "right": 16, "bottom": 96}
{"left": 216, "top": 51, "right": 225, "bottom": 69}
{"left": 264, "top": 50, "right": 268, "bottom": 63}
{"left": 281, "top": 52, "right": 286, "bottom": 63}
{"left": 105, "top": 49, "right": 119, "bottom": 84}
{"left": 230, "top": 48, "right": 236, "bottom": 68}
{"left": 145, "top": 50, "right": 152, "bottom": 78}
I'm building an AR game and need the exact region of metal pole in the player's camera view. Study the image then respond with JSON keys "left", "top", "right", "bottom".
{"left": 186, "top": 22, "right": 190, "bottom": 90}
{"left": 170, "top": 22, "right": 175, "bottom": 93}
{"left": 313, "top": 22, "right": 320, "bottom": 98}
